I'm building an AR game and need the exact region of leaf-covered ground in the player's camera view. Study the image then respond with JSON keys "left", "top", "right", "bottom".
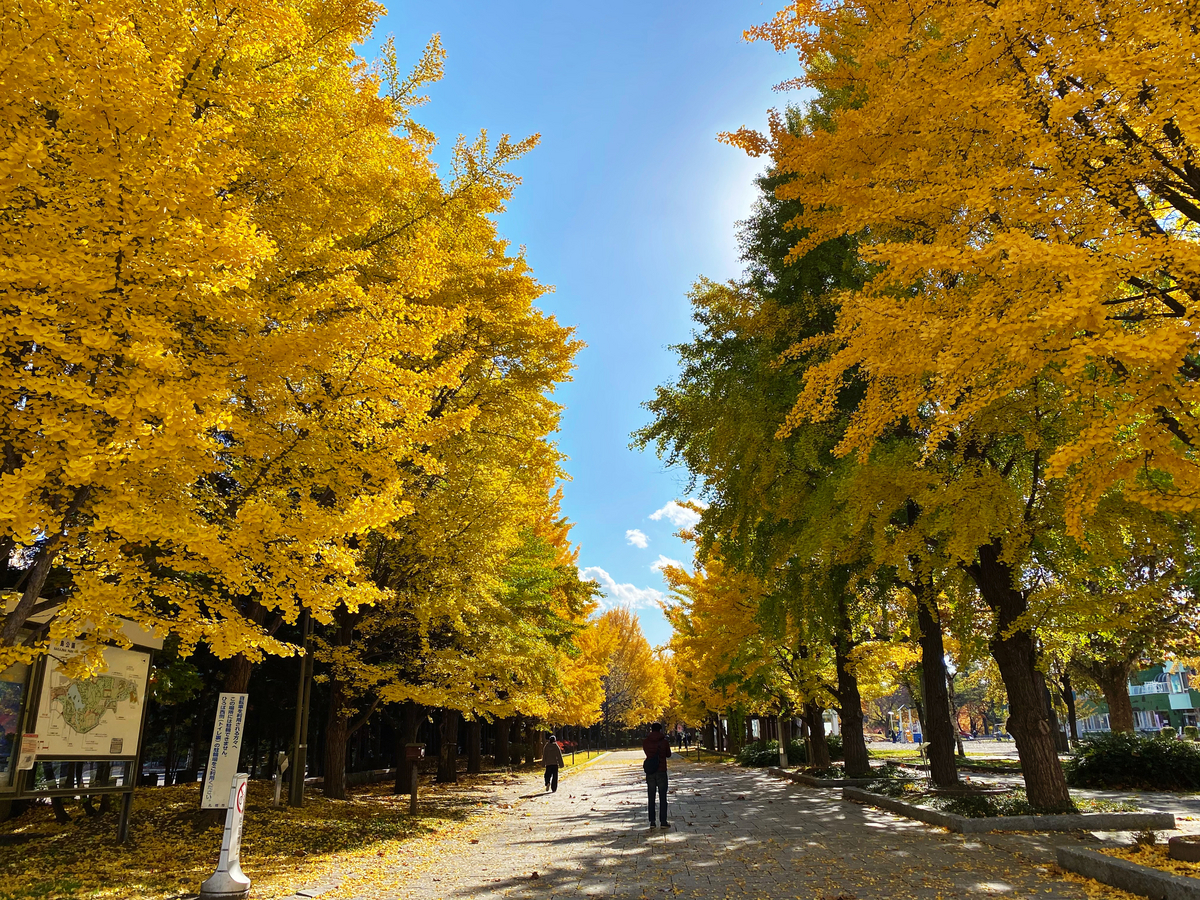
{"left": 0, "top": 760, "right": 576, "bottom": 900}
{"left": 1100, "top": 841, "right": 1200, "bottom": 880}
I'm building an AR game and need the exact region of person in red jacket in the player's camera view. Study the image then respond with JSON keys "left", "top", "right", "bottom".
{"left": 642, "top": 722, "right": 672, "bottom": 827}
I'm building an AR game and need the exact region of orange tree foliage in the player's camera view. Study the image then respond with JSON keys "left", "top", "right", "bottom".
{"left": 595, "top": 607, "right": 669, "bottom": 728}
{"left": 0, "top": 0, "right": 544, "bottom": 671}
{"left": 711, "top": 0, "right": 1200, "bottom": 810}
{"left": 728, "top": 0, "right": 1200, "bottom": 529}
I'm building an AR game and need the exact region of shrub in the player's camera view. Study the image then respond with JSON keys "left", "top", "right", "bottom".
{"left": 735, "top": 733, "right": 844, "bottom": 767}
{"left": 736, "top": 739, "right": 806, "bottom": 767}
{"left": 1064, "top": 732, "right": 1200, "bottom": 790}
{"left": 826, "top": 734, "right": 844, "bottom": 760}
{"left": 1183, "top": 726, "right": 1199, "bottom": 742}
{"left": 1161, "top": 726, "right": 1178, "bottom": 740}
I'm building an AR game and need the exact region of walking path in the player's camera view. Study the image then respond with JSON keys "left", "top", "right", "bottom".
{"left": 334, "top": 751, "right": 1099, "bottom": 900}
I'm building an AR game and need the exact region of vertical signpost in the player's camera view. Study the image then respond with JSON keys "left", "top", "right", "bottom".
{"left": 405, "top": 743, "right": 425, "bottom": 815}
{"left": 202, "top": 693, "right": 247, "bottom": 809}
{"left": 272, "top": 751, "right": 288, "bottom": 807}
{"left": 199, "top": 773, "right": 251, "bottom": 900}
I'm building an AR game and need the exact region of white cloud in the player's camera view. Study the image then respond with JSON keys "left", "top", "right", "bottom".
{"left": 580, "top": 566, "right": 665, "bottom": 610}
{"left": 625, "top": 528, "right": 649, "bottom": 549}
{"left": 650, "top": 554, "right": 684, "bottom": 573}
{"left": 649, "top": 499, "right": 706, "bottom": 530}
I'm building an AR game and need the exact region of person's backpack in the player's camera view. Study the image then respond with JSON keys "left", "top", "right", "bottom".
{"left": 642, "top": 755, "right": 659, "bottom": 775}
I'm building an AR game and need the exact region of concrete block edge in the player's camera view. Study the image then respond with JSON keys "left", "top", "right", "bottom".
{"left": 1057, "top": 845, "right": 1200, "bottom": 900}
{"left": 841, "top": 788, "right": 1177, "bottom": 835}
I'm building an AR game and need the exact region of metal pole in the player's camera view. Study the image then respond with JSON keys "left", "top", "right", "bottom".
{"left": 288, "top": 611, "right": 312, "bottom": 808}
{"left": 117, "top": 790, "right": 134, "bottom": 844}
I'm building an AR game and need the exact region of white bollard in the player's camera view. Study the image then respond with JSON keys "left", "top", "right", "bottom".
{"left": 199, "top": 773, "right": 251, "bottom": 900}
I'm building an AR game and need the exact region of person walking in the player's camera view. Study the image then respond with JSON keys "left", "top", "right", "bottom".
{"left": 542, "top": 732, "right": 564, "bottom": 792}
{"left": 642, "top": 722, "right": 672, "bottom": 827}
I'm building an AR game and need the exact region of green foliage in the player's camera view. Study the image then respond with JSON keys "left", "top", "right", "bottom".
{"left": 735, "top": 734, "right": 844, "bottom": 767}
{"left": 936, "top": 789, "right": 1063, "bottom": 818}
{"left": 1161, "top": 726, "right": 1177, "bottom": 740}
{"left": 1184, "top": 726, "right": 1199, "bottom": 742}
{"left": 826, "top": 734, "right": 843, "bottom": 760}
{"left": 1065, "top": 732, "right": 1200, "bottom": 790}
{"left": 736, "top": 739, "right": 806, "bottom": 767}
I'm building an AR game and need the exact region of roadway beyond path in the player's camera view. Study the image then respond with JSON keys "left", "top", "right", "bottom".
{"left": 381, "top": 750, "right": 1091, "bottom": 900}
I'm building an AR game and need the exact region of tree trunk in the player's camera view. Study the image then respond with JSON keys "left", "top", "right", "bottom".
{"left": 467, "top": 719, "right": 482, "bottom": 774}
{"left": 0, "top": 486, "right": 90, "bottom": 650}
{"left": 1061, "top": 672, "right": 1079, "bottom": 744}
{"left": 437, "top": 709, "right": 458, "bottom": 783}
{"left": 834, "top": 596, "right": 870, "bottom": 778}
{"left": 1090, "top": 663, "right": 1136, "bottom": 733}
{"left": 393, "top": 702, "right": 423, "bottom": 794}
{"left": 1046, "top": 685, "right": 1069, "bottom": 752}
{"left": 223, "top": 653, "right": 254, "bottom": 695}
{"left": 915, "top": 586, "right": 959, "bottom": 786}
{"left": 949, "top": 677, "right": 967, "bottom": 757}
{"left": 164, "top": 706, "right": 179, "bottom": 783}
{"left": 324, "top": 676, "right": 349, "bottom": 800}
{"left": 968, "top": 540, "right": 1072, "bottom": 810}
{"left": 524, "top": 721, "right": 536, "bottom": 765}
{"left": 222, "top": 601, "right": 268, "bottom": 694}
{"left": 803, "top": 701, "right": 831, "bottom": 768}
{"left": 494, "top": 716, "right": 510, "bottom": 766}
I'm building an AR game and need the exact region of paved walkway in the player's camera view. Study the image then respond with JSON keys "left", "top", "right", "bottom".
{"left": 368, "top": 751, "right": 1093, "bottom": 900}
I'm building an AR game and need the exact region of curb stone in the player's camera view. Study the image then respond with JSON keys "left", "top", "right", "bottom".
{"left": 767, "top": 766, "right": 884, "bottom": 788}
{"left": 843, "top": 787, "right": 1177, "bottom": 834}
{"left": 1057, "top": 846, "right": 1200, "bottom": 899}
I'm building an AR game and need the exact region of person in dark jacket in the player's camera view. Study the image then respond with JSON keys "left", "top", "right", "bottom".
{"left": 642, "top": 722, "right": 672, "bottom": 826}
{"left": 542, "top": 733, "right": 565, "bottom": 792}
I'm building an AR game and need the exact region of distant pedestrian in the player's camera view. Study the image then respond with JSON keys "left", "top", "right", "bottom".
{"left": 642, "top": 722, "right": 673, "bottom": 827}
{"left": 542, "top": 733, "right": 564, "bottom": 792}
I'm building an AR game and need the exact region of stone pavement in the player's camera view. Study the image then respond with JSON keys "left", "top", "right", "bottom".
{"left": 374, "top": 751, "right": 1094, "bottom": 900}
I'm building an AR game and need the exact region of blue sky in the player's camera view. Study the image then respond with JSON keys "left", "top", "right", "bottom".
{"left": 376, "top": 3, "right": 797, "bottom": 647}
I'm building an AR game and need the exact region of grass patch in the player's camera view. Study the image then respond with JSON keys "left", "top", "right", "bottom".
{"left": 0, "top": 772, "right": 513, "bottom": 900}
{"left": 799, "top": 762, "right": 905, "bottom": 780}
{"left": 859, "top": 780, "right": 1139, "bottom": 818}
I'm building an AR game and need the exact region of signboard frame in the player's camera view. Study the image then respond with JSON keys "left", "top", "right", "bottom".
{"left": 5, "top": 634, "right": 158, "bottom": 842}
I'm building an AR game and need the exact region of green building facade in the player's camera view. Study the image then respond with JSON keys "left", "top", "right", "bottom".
{"left": 1076, "top": 662, "right": 1199, "bottom": 734}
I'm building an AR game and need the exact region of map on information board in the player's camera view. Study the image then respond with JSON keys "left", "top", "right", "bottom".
{"left": 34, "top": 643, "right": 150, "bottom": 757}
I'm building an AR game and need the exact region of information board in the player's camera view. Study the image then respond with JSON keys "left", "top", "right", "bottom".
{"left": 202, "top": 692, "right": 248, "bottom": 809}
{"left": 31, "top": 641, "right": 149, "bottom": 757}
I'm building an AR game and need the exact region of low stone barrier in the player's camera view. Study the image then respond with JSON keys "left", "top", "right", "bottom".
{"left": 767, "top": 766, "right": 881, "bottom": 788}
{"left": 842, "top": 787, "right": 1177, "bottom": 834}
{"left": 305, "top": 767, "right": 397, "bottom": 788}
{"left": 1057, "top": 846, "right": 1200, "bottom": 900}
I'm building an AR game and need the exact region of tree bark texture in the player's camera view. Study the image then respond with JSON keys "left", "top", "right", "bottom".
{"left": 968, "top": 540, "right": 1072, "bottom": 810}
{"left": 834, "top": 595, "right": 871, "bottom": 778}
{"left": 223, "top": 653, "right": 254, "bottom": 695}
{"left": 393, "top": 702, "right": 423, "bottom": 794}
{"left": 0, "top": 486, "right": 90, "bottom": 649}
{"left": 324, "top": 676, "right": 349, "bottom": 800}
{"left": 1046, "top": 686, "right": 1069, "bottom": 752}
{"left": 803, "top": 701, "right": 831, "bottom": 768}
{"left": 467, "top": 719, "right": 482, "bottom": 774}
{"left": 524, "top": 721, "right": 536, "bottom": 765}
{"left": 494, "top": 716, "right": 511, "bottom": 766}
{"left": 437, "top": 708, "right": 459, "bottom": 783}
{"left": 915, "top": 586, "right": 959, "bottom": 787}
{"left": 1088, "top": 663, "right": 1136, "bottom": 733}
{"left": 1061, "top": 672, "right": 1079, "bottom": 743}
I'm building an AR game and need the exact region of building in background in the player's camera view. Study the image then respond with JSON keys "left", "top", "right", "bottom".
{"left": 1076, "top": 662, "right": 1199, "bottom": 734}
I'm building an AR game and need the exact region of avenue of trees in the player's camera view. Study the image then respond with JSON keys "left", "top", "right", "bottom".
{"left": 0, "top": 0, "right": 673, "bottom": 799}
{"left": 639, "top": 0, "right": 1200, "bottom": 810}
